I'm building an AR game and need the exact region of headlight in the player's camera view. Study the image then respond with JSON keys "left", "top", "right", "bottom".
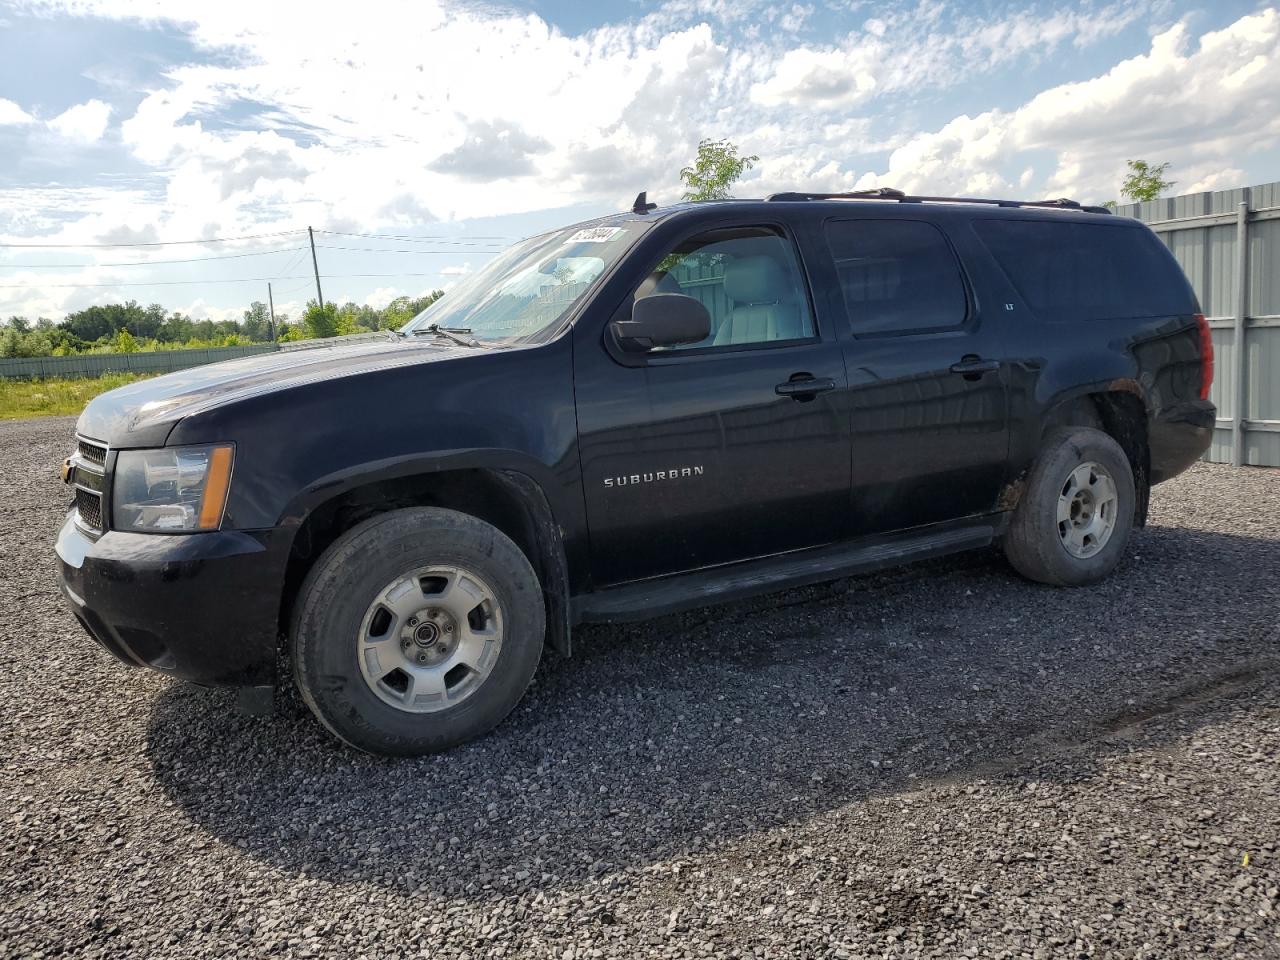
{"left": 112, "top": 444, "right": 235, "bottom": 532}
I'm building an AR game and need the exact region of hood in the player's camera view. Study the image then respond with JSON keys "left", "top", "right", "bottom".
{"left": 77, "top": 334, "right": 478, "bottom": 448}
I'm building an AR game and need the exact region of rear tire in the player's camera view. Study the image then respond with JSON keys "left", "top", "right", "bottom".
{"left": 1003, "top": 427, "right": 1135, "bottom": 587}
{"left": 291, "top": 507, "right": 545, "bottom": 755}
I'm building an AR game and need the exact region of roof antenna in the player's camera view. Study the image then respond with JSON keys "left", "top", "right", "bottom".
{"left": 632, "top": 191, "right": 657, "bottom": 214}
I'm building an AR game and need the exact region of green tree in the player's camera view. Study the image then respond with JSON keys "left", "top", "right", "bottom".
{"left": 679, "top": 138, "right": 759, "bottom": 201}
{"left": 242, "top": 301, "right": 271, "bottom": 341}
{"left": 63, "top": 301, "right": 148, "bottom": 342}
{"left": 113, "top": 329, "right": 139, "bottom": 353}
{"left": 365, "top": 291, "right": 445, "bottom": 331}
{"left": 302, "top": 300, "right": 339, "bottom": 339}
{"left": 138, "top": 303, "right": 167, "bottom": 339}
{"left": 0, "top": 327, "right": 20, "bottom": 358}
{"left": 1120, "top": 160, "right": 1175, "bottom": 203}
{"left": 159, "top": 312, "right": 194, "bottom": 343}
{"left": 335, "top": 302, "right": 376, "bottom": 336}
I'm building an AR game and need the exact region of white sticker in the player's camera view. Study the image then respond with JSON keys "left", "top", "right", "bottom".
{"left": 565, "top": 226, "right": 624, "bottom": 244}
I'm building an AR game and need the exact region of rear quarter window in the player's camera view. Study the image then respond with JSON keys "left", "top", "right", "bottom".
{"left": 972, "top": 219, "right": 1193, "bottom": 323}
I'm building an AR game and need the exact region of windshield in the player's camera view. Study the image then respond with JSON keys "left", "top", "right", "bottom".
{"left": 402, "top": 220, "right": 644, "bottom": 342}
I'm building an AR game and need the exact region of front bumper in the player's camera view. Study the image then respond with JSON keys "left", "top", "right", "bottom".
{"left": 56, "top": 514, "right": 286, "bottom": 686}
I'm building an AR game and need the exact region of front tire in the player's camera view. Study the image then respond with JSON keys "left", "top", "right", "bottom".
{"left": 291, "top": 507, "right": 545, "bottom": 755}
{"left": 1003, "top": 427, "right": 1136, "bottom": 587}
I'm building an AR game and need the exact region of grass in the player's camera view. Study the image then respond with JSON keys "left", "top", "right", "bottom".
{"left": 0, "top": 373, "right": 153, "bottom": 420}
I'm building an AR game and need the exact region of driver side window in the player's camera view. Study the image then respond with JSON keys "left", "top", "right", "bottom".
{"left": 635, "top": 226, "right": 815, "bottom": 350}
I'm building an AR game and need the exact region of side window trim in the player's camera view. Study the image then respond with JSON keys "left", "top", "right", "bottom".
{"left": 823, "top": 216, "right": 976, "bottom": 339}
{"left": 607, "top": 220, "right": 822, "bottom": 364}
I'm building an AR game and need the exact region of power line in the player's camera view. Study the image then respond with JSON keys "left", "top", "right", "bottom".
{"left": 0, "top": 275, "right": 315, "bottom": 289}
{"left": 269, "top": 279, "right": 316, "bottom": 298}
{"left": 0, "top": 229, "right": 307, "bottom": 249}
{"left": 1, "top": 242, "right": 498, "bottom": 269}
{"left": 0, "top": 227, "right": 518, "bottom": 251}
{"left": 322, "top": 273, "right": 455, "bottom": 280}
{"left": 0, "top": 245, "right": 307, "bottom": 269}
{"left": 314, "top": 243, "right": 503, "bottom": 255}
{"left": 315, "top": 229, "right": 512, "bottom": 244}
{"left": 0, "top": 271, "right": 456, "bottom": 289}
{"left": 275, "top": 246, "right": 311, "bottom": 279}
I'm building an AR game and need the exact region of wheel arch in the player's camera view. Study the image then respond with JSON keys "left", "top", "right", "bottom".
{"left": 1013, "top": 385, "right": 1151, "bottom": 526}
{"left": 277, "top": 464, "right": 572, "bottom": 662}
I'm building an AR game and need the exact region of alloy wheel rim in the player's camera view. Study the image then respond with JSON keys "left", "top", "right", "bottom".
{"left": 1056, "top": 460, "right": 1119, "bottom": 559}
{"left": 357, "top": 565, "right": 504, "bottom": 713}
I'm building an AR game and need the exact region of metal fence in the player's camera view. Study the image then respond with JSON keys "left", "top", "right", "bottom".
{"left": 0, "top": 343, "right": 278, "bottom": 381}
{"left": 1118, "top": 181, "right": 1280, "bottom": 467}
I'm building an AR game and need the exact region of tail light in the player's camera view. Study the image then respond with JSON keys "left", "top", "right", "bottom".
{"left": 1195, "top": 313, "right": 1213, "bottom": 401}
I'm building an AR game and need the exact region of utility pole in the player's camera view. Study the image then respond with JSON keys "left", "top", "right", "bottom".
{"left": 267, "top": 282, "right": 277, "bottom": 343}
{"left": 308, "top": 226, "right": 324, "bottom": 310}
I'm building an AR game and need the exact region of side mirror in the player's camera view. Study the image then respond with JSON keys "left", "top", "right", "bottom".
{"left": 612, "top": 293, "right": 711, "bottom": 351}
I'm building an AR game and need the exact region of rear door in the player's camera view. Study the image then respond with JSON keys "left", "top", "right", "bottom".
{"left": 822, "top": 216, "right": 1010, "bottom": 536}
{"left": 573, "top": 221, "right": 851, "bottom": 586}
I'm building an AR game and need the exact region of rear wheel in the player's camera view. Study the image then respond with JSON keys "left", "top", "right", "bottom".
{"left": 1003, "top": 427, "right": 1135, "bottom": 587}
{"left": 291, "top": 507, "right": 544, "bottom": 755}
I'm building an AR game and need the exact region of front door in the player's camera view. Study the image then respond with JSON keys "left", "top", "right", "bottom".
{"left": 574, "top": 224, "right": 851, "bottom": 586}
{"left": 821, "top": 217, "right": 1010, "bottom": 536}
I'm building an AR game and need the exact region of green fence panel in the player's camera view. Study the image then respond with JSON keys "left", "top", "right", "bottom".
{"left": 0, "top": 344, "right": 279, "bottom": 381}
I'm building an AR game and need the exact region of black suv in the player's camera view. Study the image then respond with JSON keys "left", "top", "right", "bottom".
{"left": 56, "top": 189, "right": 1215, "bottom": 755}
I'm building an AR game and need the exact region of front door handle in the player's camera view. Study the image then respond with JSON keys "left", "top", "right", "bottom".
{"left": 775, "top": 376, "right": 836, "bottom": 399}
{"left": 949, "top": 357, "right": 1000, "bottom": 378}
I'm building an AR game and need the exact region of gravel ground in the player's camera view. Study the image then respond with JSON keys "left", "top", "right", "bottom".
{"left": 1, "top": 415, "right": 1278, "bottom": 959}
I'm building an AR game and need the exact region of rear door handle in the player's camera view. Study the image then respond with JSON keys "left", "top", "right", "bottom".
{"left": 949, "top": 357, "right": 1000, "bottom": 377}
{"left": 775, "top": 376, "right": 836, "bottom": 398}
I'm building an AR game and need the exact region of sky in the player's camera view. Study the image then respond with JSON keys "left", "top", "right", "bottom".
{"left": 1, "top": 0, "right": 1278, "bottom": 325}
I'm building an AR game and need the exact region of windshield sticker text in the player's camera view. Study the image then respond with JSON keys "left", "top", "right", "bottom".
{"left": 566, "top": 227, "right": 624, "bottom": 245}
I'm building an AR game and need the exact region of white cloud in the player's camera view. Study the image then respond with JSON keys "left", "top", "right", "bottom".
{"left": 11, "top": 0, "right": 1232, "bottom": 245}
{"left": 0, "top": 98, "right": 35, "bottom": 125}
{"left": 15, "top": 1, "right": 747, "bottom": 233}
{"left": 863, "top": 10, "right": 1280, "bottom": 202}
{"left": 47, "top": 99, "right": 113, "bottom": 142}
{"left": 774, "top": 4, "right": 814, "bottom": 33}
{"left": 751, "top": 1, "right": 1155, "bottom": 110}
{"left": 752, "top": 45, "right": 879, "bottom": 109}
{"left": 439, "top": 263, "right": 472, "bottom": 277}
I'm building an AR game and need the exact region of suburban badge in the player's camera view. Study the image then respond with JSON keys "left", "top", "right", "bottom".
{"left": 604, "top": 465, "right": 704, "bottom": 488}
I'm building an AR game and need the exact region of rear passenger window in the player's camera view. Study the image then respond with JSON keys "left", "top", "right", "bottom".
{"left": 973, "top": 219, "right": 1191, "bottom": 323}
{"left": 824, "top": 220, "right": 967, "bottom": 336}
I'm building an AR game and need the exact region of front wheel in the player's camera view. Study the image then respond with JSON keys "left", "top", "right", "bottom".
{"left": 291, "top": 507, "right": 545, "bottom": 755}
{"left": 1003, "top": 426, "right": 1136, "bottom": 587}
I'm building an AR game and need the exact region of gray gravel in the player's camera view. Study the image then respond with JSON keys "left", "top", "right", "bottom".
{"left": 2, "top": 414, "right": 1278, "bottom": 959}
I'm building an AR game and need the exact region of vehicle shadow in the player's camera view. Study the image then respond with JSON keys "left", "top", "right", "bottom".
{"left": 145, "top": 524, "right": 1280, "bottom": 901}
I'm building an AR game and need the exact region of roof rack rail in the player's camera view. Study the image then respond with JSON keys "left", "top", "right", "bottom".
{"left": 763, "top": 187, "right": 1112, "bottom": 215}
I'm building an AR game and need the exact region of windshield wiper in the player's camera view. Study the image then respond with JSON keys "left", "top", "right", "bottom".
{"left": 409, "top": 323, "right": 483, "bottom": 348}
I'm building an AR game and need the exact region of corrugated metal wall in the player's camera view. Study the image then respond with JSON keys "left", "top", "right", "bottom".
{"left": 1118, "top": 181, "right": 1280, "bottom": 467}
{"left": 0, "top": 344, "right": 278, "bottom": 381}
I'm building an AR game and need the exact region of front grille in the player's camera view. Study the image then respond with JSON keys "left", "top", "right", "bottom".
{"left": 77, "top": 438, "right": 107, "bottom": 465}
{"left": 75, "top": 487, "right": 103, "bottom": 531}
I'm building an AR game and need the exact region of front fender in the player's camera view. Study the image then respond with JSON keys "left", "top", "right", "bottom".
{"left": 274, "top": 446, "right": 578, "bottom": 534}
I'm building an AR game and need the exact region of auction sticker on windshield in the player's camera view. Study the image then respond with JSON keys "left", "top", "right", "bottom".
{"left": 566, "top": 226, "right": 624, "bottom": 244}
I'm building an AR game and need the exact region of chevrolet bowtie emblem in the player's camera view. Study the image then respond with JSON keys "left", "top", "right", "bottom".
{"left": 60, "top": 458, "right": 74, "bottom": 485}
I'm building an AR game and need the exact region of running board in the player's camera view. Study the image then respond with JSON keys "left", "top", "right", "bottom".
{"left": 573, "top": 522, "right": 997, "bottom": 624}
